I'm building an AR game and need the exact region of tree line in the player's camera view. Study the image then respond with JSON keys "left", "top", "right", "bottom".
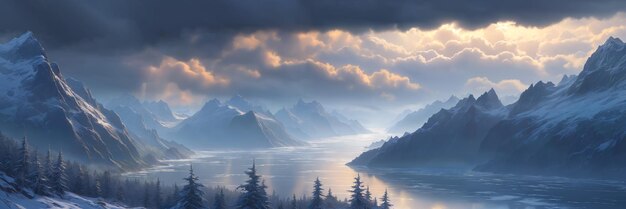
{"left": 0, "top": 133, "right": 392, "bottom": 209}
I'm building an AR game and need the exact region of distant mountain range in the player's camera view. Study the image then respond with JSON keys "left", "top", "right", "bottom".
{"left": 387, "top": 96, "right": 460, "bottom": 134}
{"left": 166, "top": 98, "right": 306, "bottom": 148}
{"left": 351, "top": 37, "right": 626, "bottom": 178}
{"left": 0, "top": 32, "right": 190, "bottom": 170}
{"left": 275, "top": 99, "right": 370, "bottom": 139}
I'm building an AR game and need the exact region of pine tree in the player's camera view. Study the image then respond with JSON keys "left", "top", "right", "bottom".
{"left": 95, "top": 179, "right": 102, "bottom": 197}
{"left": 324, "top": 188, "right": 338, "bottom": 209}
{"left": 236, "top": 160, "right": 270, "bottom": 209}
{"left": 143, "top": 181, "right": 150, "bottom": 208}
{"left": 50, "top": 151, "right": 68, "bottom": 196}
{"left": 102, "top": 171, "right": 112, "bottom": 198}
{"left": 44, "top": 149, "right": 53, "bottom": 185}
{"left": 348, "top": 174, "right": 367, "bottom": 209}
{"left": 155, "top": 178, "right": 162, "bottom": 209}
{"left": 308, "top": 177, "right": 324, "bottom": 209}
{"left": 212, "top": 188, "right": 227, "bottom": 209}
{"left": 28, "top": 154, "right": 49, "bottom": 195}
{"left": 364, "top": 186, "right": 373, "bottom": 208}
{"left": 380, "top": 189, "right": 392, "bottom": 209}
{"left": 116, "top": 185, "right": 125, "bottom": 202}
{"left": 15, "top": 137, "right": 30, "bottom": 188}
{"left": 290, "top": 194, "right": 297, "bottom": 209}
{"left": 175, "top": 164, "right": 205, "bottom": 209}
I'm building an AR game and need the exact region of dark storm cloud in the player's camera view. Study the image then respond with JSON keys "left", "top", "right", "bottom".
{"left": 2, "top": 0, "right": 626, "bottom": 49}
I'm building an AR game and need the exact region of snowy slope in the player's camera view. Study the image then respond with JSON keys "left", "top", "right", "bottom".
{"left": 169, "top": 99, "right": 305, "bottom": 148}
{"left": 0, "top": 32, "right": 143, "bottom": 169}
{"left": 476, "top": 37, "right": 626, "bottom": 178}
{"left": 0, "top": 172, "right": 135, "bottom": 209}
{"left": 352, "top": 37, "right": 626, "bottom": 178}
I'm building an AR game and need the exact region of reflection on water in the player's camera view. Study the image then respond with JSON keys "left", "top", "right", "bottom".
{"left": 125, "top": 134, "right": 626, "bottom": 209}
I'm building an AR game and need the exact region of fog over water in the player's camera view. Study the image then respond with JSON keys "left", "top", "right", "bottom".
{"left": 125, "top": 134, "right": 626, "bottom": 209}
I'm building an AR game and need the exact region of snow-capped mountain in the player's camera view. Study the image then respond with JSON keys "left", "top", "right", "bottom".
{"left": 477, "top": 37, "right": 626, "bottom": 177}
{"left": 226, "top": 94, "right": 271, "bottom": 115}
{"left": 352, "top": 37, "right": 626, "bottom": 178}
{"left": 387, "top": 95, "right": 460, "bottom": 134}
{"left": 0, "top": 32, "right": 144, "bottom": 169}
{"left": 275, "top": 99, "right": 370, "bottom": 139}
{"left": 169, "top": 99, "right": 305, "bottom": 148}
{"left": 350, "top": 89, "right": 506, "bottom": 167}
{"left": 142, "top": 100, "right": 178, "bottom": 122}
{"left": 105, "top": 94, "right": 192, "bottom": 160}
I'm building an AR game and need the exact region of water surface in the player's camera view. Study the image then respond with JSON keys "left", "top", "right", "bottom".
{"left": 125, "top": 134, "right": 626, "bottom": 209}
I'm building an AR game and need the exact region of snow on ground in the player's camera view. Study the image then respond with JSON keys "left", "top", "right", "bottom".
{"left": 1, "top": 172, "right": 137, "bottom": 209}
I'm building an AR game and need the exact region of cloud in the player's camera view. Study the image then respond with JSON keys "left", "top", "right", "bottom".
{"left": 2, "top": 0, "right": 626, "bottom": 50}
{"left": 465, "top": 77, "right": 528, "bottom": 96}
{"left": 143, "top": 57, "right": 229, "bottom": 99}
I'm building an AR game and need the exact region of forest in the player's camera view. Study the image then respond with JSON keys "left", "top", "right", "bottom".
{"left": 0, "top": 133, "right": 392, "bottom": 209}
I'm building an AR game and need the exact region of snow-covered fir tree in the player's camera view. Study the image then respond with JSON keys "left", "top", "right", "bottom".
{"left": 174, "top": 164, "right": 206, "bottom": 209}
{"left": 380, "top": 189, "right": 392, "bottom": 209}
{"left": 290, "top": 194, "right": 297, "bottom": 209}
{"left": 28, "top": 154, "right": 49, "bottom": 195}
{"left": 236, "top": 161, "right": 270, "bottom": 209}
{"left": 308, "top": 177, "right": 324, "bottom": 209}
{"left": 50, "top": 151, "right": 68, "bottom": 196}
{"left": 348, "top": 174, "right": 367, "bottom": 209}
{"left": 155, "top": 178, "right": 163, "bottom": 209}
{"left": 212, "top": 188, "right": 227, "bottom": 209}
{"left": 15, "top": 137, "right": 30, "bottom": 188}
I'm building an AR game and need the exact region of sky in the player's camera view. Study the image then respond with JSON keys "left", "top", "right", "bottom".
{"left": 3, "top": 0, "right": 626, "bottom": 127}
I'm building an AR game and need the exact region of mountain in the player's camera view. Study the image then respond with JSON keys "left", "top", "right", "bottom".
{"left": 275, "top": 99, "right": 370, "bottom": 139}
{"left": 477, "top": 37, "right": 626, "bottom": 178}
{"left": 350, "top": 89, "right": 506, "bottom": 167}
{"left": 387, "top": 96, "right": 460, "bottom": 134}
{"left": 142, "top": 100, "right": 178, "bottom": 122}
{"left": 0, "top": 32, "right": 144, "bottom": 169}
{"left": 107, "top": 94, "right": 169, "bottom": 132}
{"left": 105, "top": 95, "right": 192, "bottom": 160}
{"left": 226, "top": 94, "right": 271, "bottom": 115}
{"left": 351, "top": 37, "right": 626, "bottom": 178}
{"left": 169, "top": 99, "right": 305, "bottom": 148}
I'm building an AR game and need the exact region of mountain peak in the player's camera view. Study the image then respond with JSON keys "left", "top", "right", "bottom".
{"left": 603, "top": 36, "right": 624, "bottom": 47}
{"left": 0, "top": 31, "right": 47, "bottom": 60}
{"left": 475, "top": 89, "right": 503, "bottom": 109}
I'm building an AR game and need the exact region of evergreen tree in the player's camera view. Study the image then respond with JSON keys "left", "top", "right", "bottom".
{"left": 175, "top": 164, "right": 205, "bottom": 209}
{"left": 308, "top": 177, "right": 324, "bottom": 209}
{"left": 348, "top": 174, "right": 367, "bottom": 209}
{"left": 116, "top": 185, "right": 125, "bottom": 202}
{"left": 28, "top": 154, "right": 49, "bottom": 195}
{"left": 15, "top": 137, "right": 30, "bottom": 188}
{"left": 50, "top": 151, "right": 68, "bottom": 196}
{"left": 290, "top": 194, "right": 297, "bottom": 209}
{"left": 236, "top": 161, "right": 270, "bottom": 209}
{"left": 364, "top": 186, "right": 373, "bottom": 208}
{"left": 212, "top": 188, "right": 227, "bottom": 209}
{"left": 324, "top": 188, "right": 339, "bottom": 209}
{"left": 95, "top": 179, "right": 102, "bottom": 197}
{"left": 155, "top": 178, "right": 162, "bottom": 209}
{"left": 379, "top": 189, "right": 392, "bottom": 209}
{"left": 143, "top": 181, "right": 150, "bottom": 208}
{"left": 44, "top": 149, "right": 53, "bottom": 185}
{"left": 102, "top": 171, "right": 112, "bottom": 198}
